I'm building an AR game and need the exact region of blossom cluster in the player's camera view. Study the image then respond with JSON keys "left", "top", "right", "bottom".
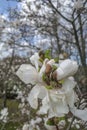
{"left": 0, "top": 108, "right": 8, "bottom": 123}
{"left": 22, "top": 117, "right": 42, "bottom": 130}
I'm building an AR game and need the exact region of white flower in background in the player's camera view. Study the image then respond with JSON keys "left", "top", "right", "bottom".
{"left": 74, "top": 0, "right": 83, "bottom": 10}
{"left": 30, "top": 117, "right": 42, "bottom": 125}
{"left": 58, "top": 120, "right": 66, "bottom": 129}
{"left": 16, "top": 52, "right": 87, "bottom": 121}
{"left": 0, "top": 108, "right": 8, "bottom": 123}
{"left": 22, "top": 124, "right": 29, "bottom": 130}
{"left": 24, "top": 117, "right": 42, "bottom": 130}
{"left": 26, "top": 0, "right": 36, "bottom": 3}
{"left": 75, "top": 124, "right": 80, "bottom": 129}
{"left": 68, "top": 118, "right": 80, "bottom": 129}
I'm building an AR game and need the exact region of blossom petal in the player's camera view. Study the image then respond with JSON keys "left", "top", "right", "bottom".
{"left": 66, "top": 90, "right": 76, "bottom": 108}
{"left": 48, "top": 90, "right": 69, "bottom": 117}
{"left": 16, "top": 64, "right": 39, "bottom": 84}
{"left": 30, "top": 52, "right": 41, "bottom": 71}
{"left": 37, "top": 97, "right": 50, "bottom": 115}
{"left": 71, "top": 108, "right": 87, "bottom": 121}
{"left": 56, "top": 59, "right": 78, "bottom": 80}
{"left": 62, "top": 78, "right": 77, "bottom": 108}
{"left": 38, "top": 90, "right": 69, "bottom": 117}
{"left": 27, "top": 84, "right": 47, "bottom": 109}
{"left": 39, "top": 58, "right": 48, "bottom": 77}
{"left": 62, "top": 77, "right": 76, "bottom": 91}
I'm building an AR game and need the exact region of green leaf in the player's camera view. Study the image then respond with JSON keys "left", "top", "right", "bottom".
{"left": 45, "top": 50, "right": 51, "bottom": 59}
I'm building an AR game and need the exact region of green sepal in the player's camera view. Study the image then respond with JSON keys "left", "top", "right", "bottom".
{"left": 50, "top": 81, "right": 57, "bottom": 88}
{"left": 42, "top": 73, "right": 47, "bottom": 81}
{"left": 39, "top": 58, "right": 43, "bottom": 63}
{"left": 52, "top": 65, "right": 57, "bottom": 72}
{"left": 59, "top": 80, "right": 64, "bottom": 84}
{"left": 54, "top": 57, "right": 59, "bottom": 63}
{"left": 46, "top": 119, "right": 55, "bottom": 126}
{"left": 58, "top": 116, "right": 65, "bottom": 121}
{"left": 46, "top": 117, "right": 59, "bottom": 126}
{"left": 45, "top": 85, "right": 53, "bottom": 90}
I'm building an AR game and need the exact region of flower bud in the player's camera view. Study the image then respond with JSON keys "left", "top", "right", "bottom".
{"left": 52, "top": 71, "right": 57, "bottom": 81}
{"left": 45, "top": 64, "right": 52, "bottom": 74}
{"left": 45, "top": 59, "right": 55, "bottom": 74}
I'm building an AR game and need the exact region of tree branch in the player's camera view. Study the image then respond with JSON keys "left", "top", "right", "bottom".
{"left": 47, "top": 0, "right": 72, "bottom": 23}
{"left": 59, "top": 23, "right": 73, "bottom": 35}
{"left": 73, "top": 0, "right": 87, "bottom": 22}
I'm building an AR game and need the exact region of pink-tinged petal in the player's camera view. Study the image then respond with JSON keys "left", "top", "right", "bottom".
{"left": 16, "top": 64, "right": 39, "bottom": 84}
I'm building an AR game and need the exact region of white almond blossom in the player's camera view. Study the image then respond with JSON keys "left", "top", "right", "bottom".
{"left": 22, "top": 117, "right": 42, "bottom": 130}
{"left": 22, "top": 124, "right": 29, "bottom": 130}
{"left": 16, "top": 52, "right": 87, "bottom": 122}
{"left": 75, "top": 124, "right": 80, "bottom": 129}
{"left": 0, "top": 108, "right": 8, "bottom": 123}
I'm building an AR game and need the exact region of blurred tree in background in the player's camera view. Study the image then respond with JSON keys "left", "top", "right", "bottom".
{"left": 0, "top": 0, "right": 87, "bottom": 130}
